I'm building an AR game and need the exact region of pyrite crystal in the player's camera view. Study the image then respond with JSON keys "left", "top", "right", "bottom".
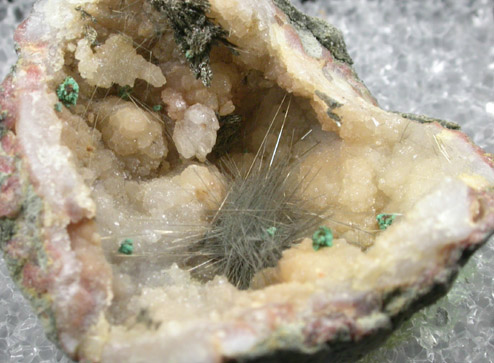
{"left": 1, "top": 0, "right": 493, "bottom": 362}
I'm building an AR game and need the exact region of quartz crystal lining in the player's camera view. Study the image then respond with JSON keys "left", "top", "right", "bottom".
{"left": 0, "top": 0, "right": 493, "bottom": 362}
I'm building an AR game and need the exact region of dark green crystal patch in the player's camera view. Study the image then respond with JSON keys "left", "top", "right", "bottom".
{"left": 56, "top": 77, "right": 79, "bottom": 107}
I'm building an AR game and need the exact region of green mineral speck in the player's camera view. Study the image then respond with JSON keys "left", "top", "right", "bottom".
{"left": 54, "top": 102, "right": 62, "bottom": 112}
{"left": 266, "top": 226, "right": 277, "bottom": 237}
{"left": 118, "top": 85, "right": 133, "bottom": 100}
{"left": 153, "top": 104, "right": 162, "bottom": 112}
{"left": 118, "top": 238, "right": 134, "bottom": 255}
{"left": 56, "top": 77, "right": 79, "bottom": 107}
{"left": 312, "top": 226, "right": 333, "bottom": 251}
{"left": 376, "top": 213, "right": 398, "bottom": 230}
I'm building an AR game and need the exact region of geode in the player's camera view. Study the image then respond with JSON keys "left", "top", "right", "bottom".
{"left": 1, "top": 0, "right": 493, "bottom": 362}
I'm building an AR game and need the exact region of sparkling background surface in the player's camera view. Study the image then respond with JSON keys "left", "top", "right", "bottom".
{"left": 1, "top": 0, "right": 494, "bottom": 362}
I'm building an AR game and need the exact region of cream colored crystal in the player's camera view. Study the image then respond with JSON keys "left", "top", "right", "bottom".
{"left": 75, "top": 34, "right": 166, "bottom": 88}
{"left": 93, "top": 97, "right": 167, "bottom": 176}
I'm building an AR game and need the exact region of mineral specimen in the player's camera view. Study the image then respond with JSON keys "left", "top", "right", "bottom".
{"left": 1, "top": 0, "right": 493, "bottom": 362}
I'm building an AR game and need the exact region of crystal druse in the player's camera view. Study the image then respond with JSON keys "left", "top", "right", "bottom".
{"left": 1, "top": 0, "right": 494, "bottom": 362}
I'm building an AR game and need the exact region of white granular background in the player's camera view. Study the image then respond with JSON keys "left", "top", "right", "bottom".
{"left": 1, "top": 0, "right": 493, "bottom": 362}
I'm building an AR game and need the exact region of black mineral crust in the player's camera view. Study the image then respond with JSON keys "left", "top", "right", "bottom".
{"left": 150, "top": 0, "right": 233, "bottom": 86}
{"left": 397, "top": 112, "right": 461, "bottom": 130}
{"left": 273, "top": 0, "right": 353, "bottom": 65}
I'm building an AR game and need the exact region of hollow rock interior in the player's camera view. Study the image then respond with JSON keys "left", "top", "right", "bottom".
{"left": 44, "top": 0, "right": 493, "bottom": 351}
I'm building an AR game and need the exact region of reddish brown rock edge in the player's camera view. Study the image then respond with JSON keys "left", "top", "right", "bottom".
{"left": 0, "top": 69, "right": 112, "bottom": 359}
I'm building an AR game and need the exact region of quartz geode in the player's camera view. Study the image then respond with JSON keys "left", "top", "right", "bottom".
{"left": 1, "top": 0, "right": 494, "bottom": 362}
